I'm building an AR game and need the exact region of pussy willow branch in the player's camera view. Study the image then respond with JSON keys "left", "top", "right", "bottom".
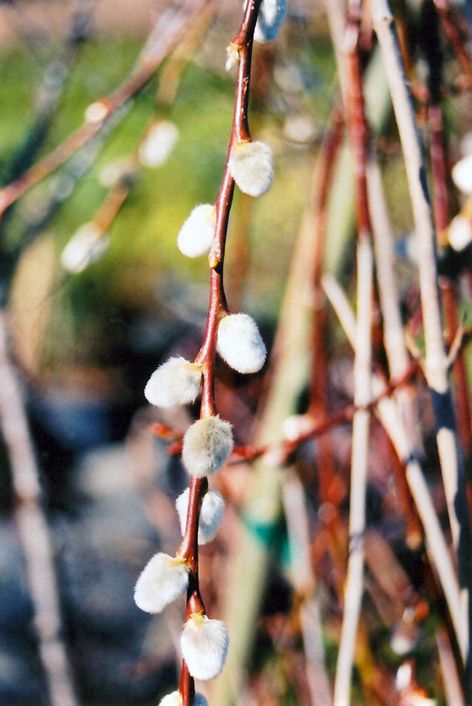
{"left": 0, "top": 0, "right": 207, "bottom": 222}
{"left": 334, "top": 2, "right": 374, "bottom": 704}
{"left": 153, "top": 359, "right": 420, "bottom": 466}
{"left": 177, "top": 3, "right": 262, "bottom": 703}
{"left": 0, "top": 312, "right": 78, "bottom": 706}
{"left": 371, "top": 0, "right": 472, "bottom": 671}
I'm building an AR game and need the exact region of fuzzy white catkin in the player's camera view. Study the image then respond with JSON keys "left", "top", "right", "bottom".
{"left": 61, "top": 223, "right": 109, "bottom": 273}
{"left": 134, "top": 552, "right": 188, "bottom": 614}
{"left": 180, "top": 614, "right": 229, "bottom": 681}
{"left": 158, "top": 693, "right": 208, "bottom": 706}
{"left": 451, "top": 154, "right": 472, "bottom": 194}
{"left": 144, "top": 357, "right": 202, "bottom": 408}
{"left": 138, "top": 120, "right": 179, "bottom": 168}
{"left": 448, "top": 215, "right": 472, "bottom": 251}
{"left": 158, "top": 692, "right": 183, "bottom": 706}
{"left": 254, "top": 0, "right": 287, "bottom": 43}
{"left": 182, "top": 417, "right": 233, "bottom": 478}
{"left": 176, "top": 488, "right": 225, "bottom": 544}
{"left": 217, "top": 313, "right": 266, "bottom": 374}
{"left": 228, "top": 141, "right": 273, "bottom": 197}
{"left": 177, "top": 204, "right": 216, "bottom": 257}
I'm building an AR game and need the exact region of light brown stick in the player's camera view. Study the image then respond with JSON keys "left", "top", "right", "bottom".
{"left": 0, "top": 312, "right": 78, "bottom": 706}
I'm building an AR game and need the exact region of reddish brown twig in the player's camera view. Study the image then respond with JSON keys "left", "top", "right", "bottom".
{"left": 152, "top": 360, "right": 419, "bottom": 466}
{"left": 0, "top": 0, "right": 208, "bottom": 221}
{"left": 423, "top": 6, "right": 472, "bottom": 505}
{"left": 432, "top": 0, "right": 472, "bottom": 90}
{"left": 175, "top": 3, "right": 262, "bottom": 703}
{"left": 308, "top": 104, "right": 344, "bottom": 503}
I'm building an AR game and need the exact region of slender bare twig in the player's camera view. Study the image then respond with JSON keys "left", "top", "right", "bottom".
{"left": 0, "top": 0, "right": 207, "bottom": 222}
{"left": 333, "top": 3, "right": 374, "bottom": 703}
{"left": 283, "top": 470, "right": 332, "bottom": 706}
{"left": 368, "top": 158, "right": 467, "bottom": 699}
{"left": 432, "top": 0, "right": 472, "bottom": 89}
{"left": 323, "top": 273, "right": 467, "bottom": 661}
{"left": 419, "top": 4, "right": 472, "bottom": 469}
{"left": 308, "top": 104, "right": 344, "bottom": 511}
{"left": 0, "top": 311, "right": 78, "bottom": 706}
{"left": 370, "top": 0, "right": 472, "bottom": 667}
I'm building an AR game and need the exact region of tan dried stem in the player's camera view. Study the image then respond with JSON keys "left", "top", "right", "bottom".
{"left": 368, "top": 160, "right": 466, "bottom": 698}
{"left": 323, "top": 273, "right": 468, "bottom": 663}
{"left": 333, "top": 2, "right": 374, "bottom": 704}
{"left": 0, "top": 311, "right": 78, "bottom": 706}
{"left": 370, "top": 0, "right": 472, "bottom": 669}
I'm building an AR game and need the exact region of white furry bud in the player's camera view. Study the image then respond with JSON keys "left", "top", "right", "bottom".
{"left": 138, "top": 120, "right": 179, "bottom": 168}
{"left": 452, "top": 154, "right": 472, "bottom": 194}
{"left": 134, "top": 552, "right": 188, "bottom": 614}
{"left": 228, "top": 141, "right": 273, "bottom": 197}
{"left": 158, "top": 692, "right": 182, "bottom": 706}
{"left": 176, "top": 488, "right": 225, "bottom": 544}
{"left": 61, "top": 223, "right": 109, "bottom": 273}
{"left": 144, "top": 357, "right": 202, "bottom": 408}
{"left": 180, "top": 613, "right": 229, "bottom": 681}
{"left": 84, "top": 101, "right": 108, "bottom": 124}
{"left": 448, "top": 215, "right": 472, "bottom": 251}
{"left": 254, "top": 0, "right": 287, "bottom": 43}
{"left": 158, "top": 692, "right": 207, "bottom": 706}
{"left": 177, "top": 204, "right": 216, "bottom": 257}
{"left": 182, "top": 417, "right": 233, "bottom": 478}
{"left": 217, "top": 313, "right": 266, "bottom": 374}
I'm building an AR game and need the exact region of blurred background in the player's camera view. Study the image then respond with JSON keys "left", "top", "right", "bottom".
{"left": 0, "top": 0, "right": 471, "bottom": 705}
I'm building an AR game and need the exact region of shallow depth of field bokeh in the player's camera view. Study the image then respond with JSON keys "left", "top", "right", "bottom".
{"left": 1, "top": 1, "right": 472, "bottom": 706}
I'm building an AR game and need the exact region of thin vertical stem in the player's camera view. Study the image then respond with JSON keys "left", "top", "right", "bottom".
{"left": 371, "top": 0, "right": 472, "bottom": 668}
{"left": 0, "top": 311, "right": 78, "bottom": 706}
{"left": 334, "top": 3, "right": 374, "bottom": 704}
{"left": 368, "top": 159, "right": 467, "bottom": 694}
{"left": 323, "top": 274, "right": 467, "bottom": 661}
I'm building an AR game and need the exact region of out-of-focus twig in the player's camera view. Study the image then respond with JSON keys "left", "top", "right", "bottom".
{"left": 368, "top": 157, "right": 466, "bottom": 698}
{"left": 432, "top": 0, "right": 472, "bottom": 89}
{"left": 323, "top": 273, "right": 467, "bottom": 663}
{"left": 283, "top": 470, "right": 332, "bottom": 706}
{"left": 0, "top": 0, "right": 207, "bottom": 222}
{"left": 333, "top": 3, "right": 374, "bottom": 703}
{"left": 0, "top": 312, "right": 78, "bottom": 706}
{"left": 371, "top": 0, "right": 472, "bottom": 670}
